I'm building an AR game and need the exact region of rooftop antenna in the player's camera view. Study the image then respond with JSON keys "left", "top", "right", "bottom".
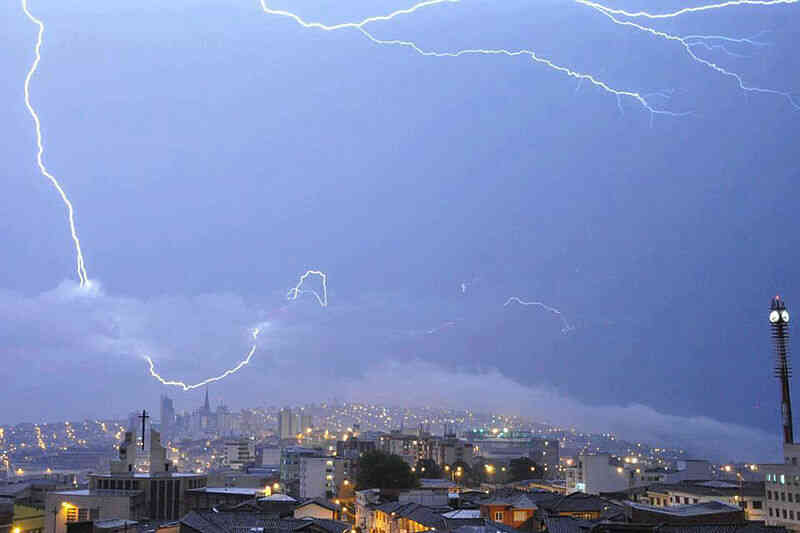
{"left": 770, "top": 296, "right": 793, "bottom": 444}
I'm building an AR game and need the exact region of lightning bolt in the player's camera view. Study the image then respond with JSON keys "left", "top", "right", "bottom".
{"left": 20, "top": 1, "right": 330, "bottom": 389}
{"left": 504, "top": 297, "right": 575, "bottom": 334}
{"left": 577, "top": 0, "right": 800, "bottom": 109}
{"left": 362, "top": 27, "right": 687, "bottom": 117}
{"left": 145, "top": 327, "right": 263, "bottom": 391}
{"left": 21, "top": 0, "right": 89, "bottom": 287}
{"left": 146, "top": 269, "right": 329, "bottom": 390}
{"left": 577, "top": 0, "right": 798, "bottom": 19}
{"left": 287, "top": 270, "right": 329, "bottom": 307}
{"left": 260, "top": 0, "right": 682, "bottom": 117}
{"left": 259, "top": 0, "right": 458, "bottom": 30}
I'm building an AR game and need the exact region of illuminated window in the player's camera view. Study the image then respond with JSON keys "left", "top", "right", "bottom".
{"left": 65, "top": 508, "right": 78, "bottom": 523}
{"left": 512, "top": 511, "right": 527, "bottom": 522}
{"left": 494, "top": 512, "right": 504, "bottom": 521}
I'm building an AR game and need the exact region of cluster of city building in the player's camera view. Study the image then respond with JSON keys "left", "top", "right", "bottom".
{"left": 0, "top": 297, "right": 797, "bottom": 532}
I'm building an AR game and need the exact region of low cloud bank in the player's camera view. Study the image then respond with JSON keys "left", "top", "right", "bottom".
{"left": 0, "top": 281, "right": 779, "bottom": 461}
{"left": 335, "top": 360, "right": 780, "bottom": 462}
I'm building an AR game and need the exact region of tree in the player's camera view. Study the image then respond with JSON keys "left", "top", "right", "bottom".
{"left": 509, "top": 457, "right": 542, "bottom": 481}
{"left": 415, "top": 459, "right": 442, "bottom": 478}
{"left": 356, "top": 450, "right": 419, "bottom": 490}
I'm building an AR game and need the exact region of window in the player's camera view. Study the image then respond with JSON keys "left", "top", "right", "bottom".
{"left": 783, "top": 509, "right": 788, "bottom": 519}
{"left": 739, "top": 501, "right": 747, "bottom": 509}
{"left": 684, "top": 497, "right": 689, "bottom": 504}
{"left": 782, "top": 492, "right": 786, "bottom": 501}
{"left": 513, "top": 511, "right": 527, "bottom": 522}
{"left": 494, "top": 512, "right": 504, "bottom": 521}
{"left": 693, "top": 499, "right": 699, "bottom": 504}
{"left": 790, "top": 493, "right": 794, "bottom": 503}
{"left": 65, "top": 507, "right": 78, "bottom": 523}
{"left": 769, "top": 508, "right": 773, "bottom": 517}
{"left": 753, "top": 500, "right": 763, "bottom": 509}
{"left": 791, "top": 510, "right": 795, "bottom": 520}
{"left": 768, "top": 490, "right": 772, "bottom": 500}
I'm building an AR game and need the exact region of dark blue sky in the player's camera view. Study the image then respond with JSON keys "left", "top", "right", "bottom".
{"left": 2, "top": 0, "right": 799, "bottom": 460}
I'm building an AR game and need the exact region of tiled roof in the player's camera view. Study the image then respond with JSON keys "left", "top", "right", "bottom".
{"left": 538, "top": 493, "right": 621, "bottom": 514}
{"left": 542, "top": 516, "right": 592, "bottom": 533}
{"left": 296, "top": 499, "right": 340, "bottom": 512}
{"left": 293, "top": 519, "right": 349, "bottom": 533}
{"left": 180, "top": 511, "right": 348, "bottom": 533}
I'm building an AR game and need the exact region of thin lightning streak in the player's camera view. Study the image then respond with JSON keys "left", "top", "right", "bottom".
{"left": 684, "top": 32, "right": 772, "bottom": 59}
{"left": 287, "top": 270, "right": 329, "bottom": 307}
{"left": 21, "top": 0, "right": 89, "bottom": 287}
{"left": 576, "top": 0, "right": 799, "bottom": 19}
{"left": 357, "top": 27, "right": 683, "bottom": 117}
{"left": 577, "top": 3, "right": 800, "bottom": 110}
{"left": 504, "top": 297, "right": 575, "bottom": 334}
{"left": 145, "top": 327, "right": 262, "bottom": 391}
{"left": 687, "top": 40, "right": 751, "bottom": 59}
{"left": 683, "top": 32, "right": 772, "bottom": 48}
{"left": 426, "top": 320, "right": 458, "bottom": 335}
{"left": 258, "top": 0, "right": 457, "bottom": 30}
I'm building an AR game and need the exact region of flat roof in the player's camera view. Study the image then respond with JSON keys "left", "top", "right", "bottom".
{"left": 95, "top": 520, "right": 138, "bottom": 529}
{"left": 91, "top": 472, "right": 203, "bottom": 478}
{"left": 188, "top": 487, "right": 266, "bottom": 496}
{"left": 626, "top": 500, "right": 740, "bottom": 517}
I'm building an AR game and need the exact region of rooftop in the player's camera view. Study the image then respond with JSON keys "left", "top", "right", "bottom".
{"left": 625, "top": 500, "right": 741, "bottom": 517}
{"left": 646, "top": 480, "right": 765, "bottom": 498}
{"left": 189, "top": 487, "right": 267, "bottom": 496}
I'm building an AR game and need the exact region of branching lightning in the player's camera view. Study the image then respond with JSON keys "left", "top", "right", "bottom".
{"left": 260, "top": 0, "right": 682, "bottom": 116}
{"left": 577, "top": 0, "right": 800, "bottom": 109}
{"left": 287, "top": 270, "right": 329, "bottom": 307}
{"left": 354, "top": 29, "right": 681, "bottom": 117}
{"left": 577, "top": 0, "right": 798, "bottom": 19}
{"left": 145, "top": 327, "right": 263, "bottom": 391}
{"left": 21, "top": 0, "right": 89, "bottom": 287}
{"left": 684, "top": 32, "right": 772, "bottom": 59}
{"left": 20, "top": 0, "right": 800, "bottom": 391}
{"left": 504, "top": 297, "right": 575, "bottom": 334}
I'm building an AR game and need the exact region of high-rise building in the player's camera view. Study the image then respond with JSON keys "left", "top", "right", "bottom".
{"left": 279, "top": 408, "right": 296, "bottom": 440}
{"left": 160, "top": 395, "right": 175, "bottom": 438}
{"left": 300, "top": 413, "right": 313, "bottom": 435}
{"left": 225, "top": 439, "right": 255, "bottom": 469}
